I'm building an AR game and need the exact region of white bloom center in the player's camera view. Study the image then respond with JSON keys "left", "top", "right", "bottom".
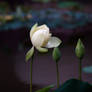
{"left": 31, "top": 29, "right": 51, "bottom": 47}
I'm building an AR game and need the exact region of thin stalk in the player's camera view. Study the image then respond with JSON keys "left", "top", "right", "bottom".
{"left": 56, "top": 62, "right": 60, "bottom": 88}
{"left": 30, "top": 56, "right": 34, "bottom": 92}
{"left": 79, "top": 59, "right": 82, "bottom": 80}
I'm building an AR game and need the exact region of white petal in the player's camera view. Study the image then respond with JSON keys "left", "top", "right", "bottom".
{"left": 30, "top": 23, "right": 38, "bottom": 38}
{"left": 31, "top": 29, "right": 50, "bottom": 47}
{"left": 37, "top": 24, "right": 49, "bottom": 32}
{"left": 45, "top": 37, "right": 62, "bottom": 48}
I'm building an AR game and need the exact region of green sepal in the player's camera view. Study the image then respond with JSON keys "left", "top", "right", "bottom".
{"left": 25, "top": 46, "right": 34, "bottom": 62}
{"left": 36, "top": 84, "right": 55, "bottom": 92}
{"left": 36, "top": 47, "right": 48, "bottom": 53}
{"left": 53, "top": 47, "right": 61, "bottom": 63}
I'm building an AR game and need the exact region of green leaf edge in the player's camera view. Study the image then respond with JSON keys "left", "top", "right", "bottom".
{"left": 35, "top": 84, "right": 55, "bottom": 92}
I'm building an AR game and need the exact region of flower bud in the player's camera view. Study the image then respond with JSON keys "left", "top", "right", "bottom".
{"left": 53, "top": 47, "right": 61, "bottom": 63}
{"left": 75, "top": 39, "right": 85, "bottom": 60}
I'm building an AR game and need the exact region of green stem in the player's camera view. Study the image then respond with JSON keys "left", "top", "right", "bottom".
{"left": 79, "top": 59, "right": 82, "bottom": 81}
{"left": 30, "top": 56, "right": 34, "bottom": 92}
{"left": 56, "top": 62, "right": 60, "bottom": 88}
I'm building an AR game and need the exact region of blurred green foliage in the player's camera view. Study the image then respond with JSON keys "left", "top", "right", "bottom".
{"left": 58, "top": 1, "right": 83, "bottom": 11}
{"left": 0, "top": 8, "right": 88, "bottom": 31}
{"left": 83, "top": 66, "right": 92, "bottom": 73}
{"left": 55, "top": 79, "right": 92, "bottom": 92}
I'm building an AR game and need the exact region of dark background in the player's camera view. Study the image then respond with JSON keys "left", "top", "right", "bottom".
{"left": 0, "top": 0, "right": 92, "bottom": 92}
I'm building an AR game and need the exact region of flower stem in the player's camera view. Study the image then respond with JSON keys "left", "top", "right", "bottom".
{"left": 79, "top": 59, "right": 82, "bottom": 81}
{"left": 56, "top": 62, "right": 60, "bottom": 88}
{"left": 30, "top": 56, "right": 34, "bottom": 92}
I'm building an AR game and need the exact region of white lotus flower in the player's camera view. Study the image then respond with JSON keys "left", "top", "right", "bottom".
{"left": 26, "top": 23, "right": 62, "bottom": 61}
{"left": 30, "top": 23, "right": 62, "bottom": 52}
